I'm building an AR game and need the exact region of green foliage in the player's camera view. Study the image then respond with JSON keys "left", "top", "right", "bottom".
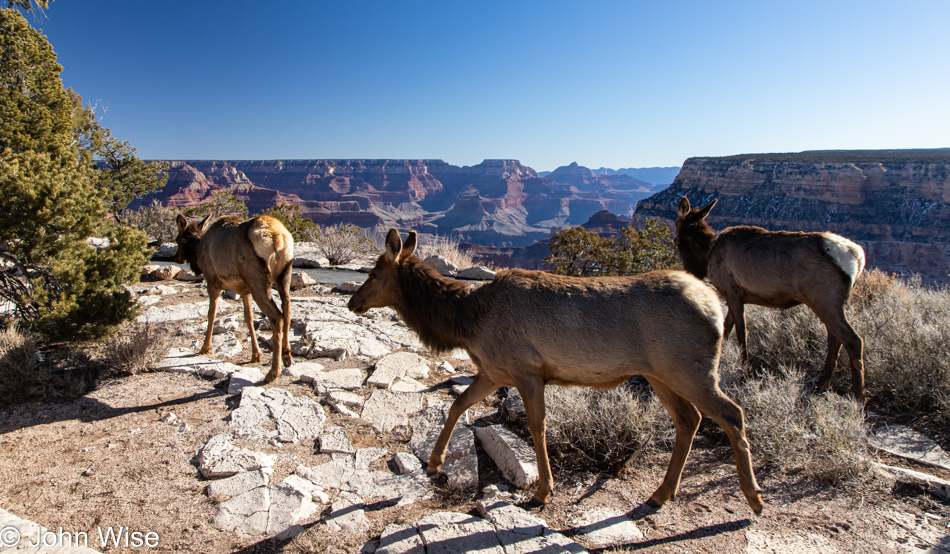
{"left": 119, "top": 199, "right": 177, "bottom": 244}
{"left": 307, "top": 223, "right": 377, "bottom": 265}
{"left": 258, "top": 203, "right": 316, "bottom": 242}
{"left": 0, "top": 9, "right": 154, "bottom": 341}
{"left": 544, "top": 217, "right": 680, "bottom": 277}
{"left": 181, "top": 189, "right": 248, "bottom": 220}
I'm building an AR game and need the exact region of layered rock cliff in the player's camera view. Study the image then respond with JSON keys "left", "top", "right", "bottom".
{"left": 138, "top": 159, "right": 656, "bottom": 247}
{"left": 635, "top": 150, "right": 950, "bottom": 282}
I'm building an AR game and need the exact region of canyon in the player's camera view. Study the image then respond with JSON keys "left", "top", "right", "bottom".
{"left": 138, "top": 159, "right": 664, "bottom": 247}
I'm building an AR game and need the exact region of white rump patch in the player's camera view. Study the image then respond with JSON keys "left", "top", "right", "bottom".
{"left": 821, "top": 233, "right": 865, "bottom": 285}
{"left": 677, "top": 275, "right": 724, "bottom": 336}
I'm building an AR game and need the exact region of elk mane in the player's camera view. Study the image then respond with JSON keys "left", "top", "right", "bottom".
{"left": 395, "top": 256, "right": 480, "bottom": 353}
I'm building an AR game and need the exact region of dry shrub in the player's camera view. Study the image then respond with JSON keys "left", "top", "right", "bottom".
{"left": 544, "top": 383, "right": 673, "bottom": 472}
{"left": 0, "top": 325, "right": 97, "bottom": 405}
{"left": 100, "top": 323, "right": 172, "bottom": 375}
{"left": 732, "top": 269, "right": 950, "bottom": 425}
{"left": 720, "top": 358, "right": 870, "bottom": 484}
{"left": 415, "top": 235, "right": 494, "bottom": 271}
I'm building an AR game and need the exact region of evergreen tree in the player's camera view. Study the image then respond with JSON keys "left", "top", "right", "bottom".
{"left": 545, "top": 217, "right": 681, "bottom": 277}
{"left": 0, "top": 9, "right": 162, "bottom": 340}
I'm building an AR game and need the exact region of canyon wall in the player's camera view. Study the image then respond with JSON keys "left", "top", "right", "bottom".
{"left": 635, "top": 151, "right": 950, "bottom": 282}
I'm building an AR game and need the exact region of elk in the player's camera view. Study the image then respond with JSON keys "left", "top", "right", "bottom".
{"left": 348, "top": 228, "right": 764, "bottom": 515}
{"left": 674, "top": 196, "right": 866, "bottom": 401}
{"left": 175, "top": 214, "right": 294, "bottom": 382}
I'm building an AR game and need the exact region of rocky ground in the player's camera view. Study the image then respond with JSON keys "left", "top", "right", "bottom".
{"left": 0, "top": 271, "right": 949, "bottom": 553}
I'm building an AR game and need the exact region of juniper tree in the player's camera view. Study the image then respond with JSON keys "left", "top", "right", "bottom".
{"left": 0, "top": 9, "right": 163, "bottom": 339}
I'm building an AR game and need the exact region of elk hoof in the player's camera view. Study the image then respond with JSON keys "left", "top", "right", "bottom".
{"left": 426, "top": 462, "right": 442, "bottom": 476}
{"left": 747, "top": 493, "right": 765, "bottom": 516}
{"left": 646, "top": 497, "right": 664, "bottom": 509}
{"left": 526, "top": 495, "right": 546, "bottom": 507}
{"left": 282, "top": 355, "right": 293, "bottom": 367}
{"left": 250, "top": 353, "right": 261, "bottom": 363}
{"left": 199, "top": 347, "right": 211, "bottom": 355}
{"left": 263, "top": 370, "right": 280, "bottom": 383}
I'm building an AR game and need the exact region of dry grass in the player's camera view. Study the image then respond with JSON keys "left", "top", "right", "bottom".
{"left": 99, "top": 322, "right": 172, "bottom": 375}
{"left": 0, "top": 325, "right": 97, "bottom": 406}
{"left": 544, "top": 383, "right": 673, "bottom": 473}
{"left": 415, "top": 235, "right": 495, "bottom": 271}
{"left": 734, "top": 269, "right": 950, "bottom": 424}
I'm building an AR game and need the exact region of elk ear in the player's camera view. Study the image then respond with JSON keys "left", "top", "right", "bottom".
{"left": 384, "top": 228, "right": 402, "bottom": 262}
{"left": 400, "top": 230, "right": 417, "bottom": 260}
{"left": 198, "top": 215, "right": 212, "bottom": 232}
{"left": 696, "top": 199, "right": 718, "bottom": 219}
{"left": 677, "top": 197, "right": 691, "bottom": 219}
{"left": 176, "top": 214, "right": 189, "bottom": 233}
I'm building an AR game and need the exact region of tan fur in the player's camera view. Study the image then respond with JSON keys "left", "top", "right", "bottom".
{"left": 675, "top": 197, "right": 866, "bottom": 401}
{"left": 348, "top": 228, "right": 765, "bottom": 515}
{"left": 175, "top": 214, "right": 294, "bottom": 382}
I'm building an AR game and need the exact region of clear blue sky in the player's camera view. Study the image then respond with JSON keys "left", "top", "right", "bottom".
{"left": 27, "top": 0, "right": 950, "bottom": 172}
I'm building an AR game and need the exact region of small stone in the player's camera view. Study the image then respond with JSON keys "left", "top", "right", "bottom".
{"left": 420, "top": 255, "right": 458, "bottom": 277}
{"left": 355, "top": 447, "right": 388, "bottom": 470}
{"left": 325, "top": 493, "right": 369, "bottom": 533}
{"left": 456, "top": 266, "right": 495, "bottom": 280}
{"left": 291, "top": 271, "right": 318, "bottom": 289}
{"left": 395, "top": 452, "right": 422, "bottom": 474}
{"left": 159, "top": 412, "right": 178, "bottom": 424}
{"left": 334, "top": 281, "right": 362, "bottom": 293}
{"left": 362, "top": 390, "right": 425, "bottom": 433}
{"left": 282, "top": 361, "right": 325, "bottom": 384}
{"left": 475, "top": 425, "right": 538, "bottom": 489}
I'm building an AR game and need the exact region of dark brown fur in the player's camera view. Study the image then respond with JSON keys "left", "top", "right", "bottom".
{"left": 348, "top": 228, "right": 765, "bottom": 515}
{"left": 675, "top": 197, "right": 867, "bottom": 401}
{"left": 175, "top": 214, "right": 294, "bottom": 382}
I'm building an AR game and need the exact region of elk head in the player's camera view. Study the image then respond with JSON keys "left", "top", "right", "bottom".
{"left": 348, "top": 228, "right": 417, "bottom": 315}
{"left": 174, "top": 214, "right": 211, "bottom": 270}
{"left": 675, "top": 197, "right": 718, "bottom": 279}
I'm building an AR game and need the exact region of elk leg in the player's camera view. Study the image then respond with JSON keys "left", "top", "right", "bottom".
{"left": 278, "top": 265, "right": 293, "bottom": 367}
{"left": 726, "top": 299, "right": 749, "bottom": 363}
{"left": 428, "top": 373, "right": 500, "bottom": 473}
{"left": 644, "top": 376, "right": 701, "bottom": 508}
{"left": 243, "top": 294, "right": 262, "bottom": 363}
{"left": 685, "top": 384, "right": 764, "bottom": 515}
{"left": 723, "top": 310, "right": 735, "bottom": 340}
{"left": 515, "top": 377, "right": 553, "bottom": 505}
{"left": 813, "top": 304, "right": 865, "bottom": 402}
{"left": 201, "top": 285, "right": 221, "bottom": 355}
{"left": 815, "top": 330, "right": 841, "bottom": 393}
{"left": 248, "top": 281, "right": 284, "bottom": 382}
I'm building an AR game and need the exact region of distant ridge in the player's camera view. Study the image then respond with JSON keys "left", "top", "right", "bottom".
{"left": 539, "top": 165, "right": 680, "bottom": 187}
{"left": 692, "top": 148, "right": 950, "bottom": 164}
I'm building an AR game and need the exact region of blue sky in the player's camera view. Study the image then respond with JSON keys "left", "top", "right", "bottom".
{"left": 27, "top": 0, "right": 950, "bottom": 171}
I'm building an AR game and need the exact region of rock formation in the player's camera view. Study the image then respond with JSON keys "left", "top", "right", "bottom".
{"left": 136, "top": 160, "right": 656, "bottom": 247}
{"left": 635, "top": 150, "right": 950, "bottom": 283}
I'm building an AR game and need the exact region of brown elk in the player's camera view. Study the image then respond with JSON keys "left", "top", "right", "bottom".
{"left": 348, "top": 228, "right": 764, "bottom": 515}
{"left": 175, "top": 214, "right": 294, "bottom": 382}
{"left": 674, "top": 196, "right": 866, "bottom": 401}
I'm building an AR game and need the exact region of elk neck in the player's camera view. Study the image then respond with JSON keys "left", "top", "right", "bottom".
{"left": 393, "top": 258, "right": 479, "bottom": 353}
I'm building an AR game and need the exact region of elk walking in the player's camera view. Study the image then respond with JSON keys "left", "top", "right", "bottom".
{"left": 674, "top": 196, "right": 866, "bottom": 401}
{"left": 348, "top": 228, "right": 764, "bottom": 514}
{"left": 175, "top": 214, "right": 294, "bottom": 382}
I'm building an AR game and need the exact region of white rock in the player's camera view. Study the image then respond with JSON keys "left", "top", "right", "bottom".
{"left": 281, "top": 361, "right": 325, "bottom": 384}
{"left": 420, "top": 255, "right": 458, "bottom": 277}
{"left": 312, "top": 367, "right": 365, "bottom": 394}
{"left": 573, "top": 507, "right": 643, "bottom": 547}
{"left": 457, "top": 266, "right": 495, "bottom": 280}
{"left": 395, "top": 452, "right": 422, "bottom": 474}
{"left": 334, "top": 281, "right": 362, "bottom": 293}
{"left": 213, "top": 486, "right": 270, "bottom": 535}
{"left": 369, "top": 352, "right": 430, "bottom": 388}
{"left": 153, "top": 242, "right": 178, "bottom": 258}
{"left": 871, "top": 425, "right": 950, "bottom": 471}
{"left": 416, "top": 512, "right": 503, "bottom": 553}
{"left": 475, "top": 425, "right": 538, "bottom": 489}
{"left": 319, "top": 427, "right": 356, "bottom": 455}
{"left": 290, "top": 271, "right": 318, "bottom": 290}
{"left": 206, "top": 469, "right": 271, "bottom": 498}
{"left": 376, "top": 523, "right": 425, "bottom": 554}
{"left": 355, "top": 447, "right": 388, "bottom": 471}
{"left": 268, "top": 482, "right": 319, "bottom": 536}
{"left": 392, "top": 376, "right": 428, "bottom": 393}
{"left": 325, "top": 493, "right": 369, "bottom": 533}
{"left": 409, "top": 403, "right": 471, "bottom": 464}
{"left": 296, "top": 458, "right": 355, "bottom": 490}
{"left": 228, "top": 367, "right": 264, "bottom": 394}
{"left": 197, "top": 434, "right": 275, "bottom": 478}
{"left": 361, "top": 390, "right": 425, "bottom": 433}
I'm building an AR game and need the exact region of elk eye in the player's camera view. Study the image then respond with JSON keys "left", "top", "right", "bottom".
{"left": 369, "top": 273, "right": 376, "bottom": 280}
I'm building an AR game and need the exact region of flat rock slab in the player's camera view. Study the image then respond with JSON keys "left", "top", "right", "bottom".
{"left": 156, "top": 347, "right": 245, "bottom": 380}
{"left": 476, "top": 425, "right": 539, "bottom": 489}
{"left": 395, "top": 452, "right": 422, "bottom": 474}
{"left": 478, "top": 500, "right": 588, "bottom": 554}
{"left": 281, "top": 361, "right": 325, "bottom": 384}
{"left": 137, "top": 301, "right": 226, "bottom": 323}
{"left": 228, "top": 367, "right": 265, "bottom": 394}
{"left": 871, "top": 425, "right": 950, "bottom": 471}
{"left": 312, "top": 367, "right": 365, "bottom": 394}
{"left": 325, "top": 494, "right": 369, "bottom": 533}
{"left": 572, "top": 507, "right": 643, "bottom": 547}
{"left": 368, "top": 352, "right": 431, "bottom": 388}
{"left": 296, "top": 458, "right": 356, "bottom": 490}
{"left": 376, "top": 523, "right": 426, "bottom": 554}
{"left": 361, "top": 390, "right": 425, "bottom": 433}
{"left": 318, "top": 427, "right": 356, "bottom": 454}
{"left": 197, "top": 434, "right": 275, "bottom": 478}
{"left": 213, "top": 486, "right": 271, "bottom": 535}
{"left": 417, "top": 512, "right": 504, "bottom": 554}
{"left": 230, "top": 386, "right": 326, "bottom": 443}
{"left": 206, "top": 468, "right": 271, "bottom": 498}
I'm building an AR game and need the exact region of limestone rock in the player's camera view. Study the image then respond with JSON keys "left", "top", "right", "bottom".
{"left": 457, "top": 266, "right": 496, "bottom": 280}
{"left": 416, "top": 512, "right": 503, "bottom": 553}
{"left": 572, "top": 507, "right": 643, "bottom": 547}
{"left": 475, "top": 425, "right": 539, "bottom": 489}
{"left": 395, "top": 452, "right": 422, "bottom": 474}
{"left": 325, "top": 493, "right": 369, "bottom": 533}
{"left": 312, "top": 367, "right": 365, "bottom": 394}
{"left": 152, "top": 242, "right": 179, "bottom": 259}
{"left": 318, "top": 427, "right": 356, "bottom": 455}
{"left": 871, "top": 425, "right": 950, "bottom": 471}
{"left": 368, "top": 352, "right": 430, "bottom": 389}
{"left": 290, "top": 271, "right": 317, "bottom": 290}
{"left": 281, "top": 361, "right": 325, "bottom": 384}
{"left": 206, "top": 469, "right": 271, "bottom": 498}
{"left": 420, "top": 255, "right": 458, "bottom": 277}
{"left": 197, "top": 434, "right": 275, "bottom": 478}
{"left": 361, "top": 390, "right": 425, "bottom": 433}
{"left": 376, "top": 523, "right": 425, "bottom": 554}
